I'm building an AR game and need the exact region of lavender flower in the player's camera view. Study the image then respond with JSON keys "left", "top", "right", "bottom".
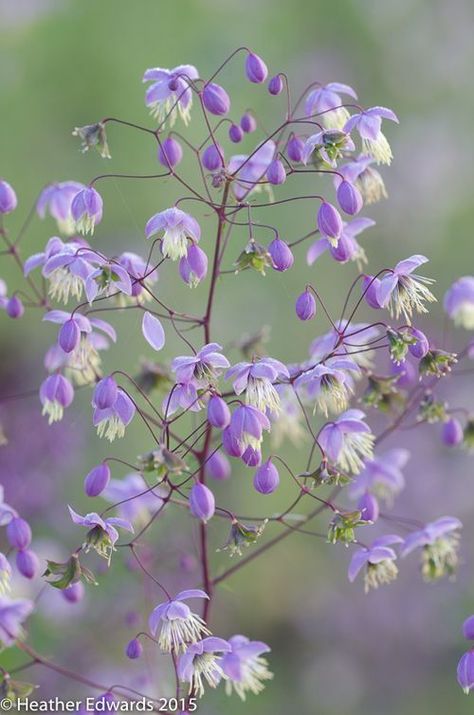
{"left": 229, "top": 123, "right": 243, "bottom": 143}
{"left": 266, "top": 159, "right": 286, "bottom": 185}
{"left": 71, "top": 187, "right": 103, "bottom": 235}
{"left": 344, "top": 106, "right": 399, "bottom": 164}
{"left": 318, "top": 409, "right": 375, "bottom": 474}
{"left": 226, "top": 357, "right": 289, "bottom": 413}
{"left": 228, "top": 140, "right": 275, "bottom": 200}
{"left": 317, "top": 202, "right": 343, "bottom": 245}
{"left": 348, "top": 535, "right": 403, "bottom": 592}
{"left": 7, "top": 517, "right": 32, "bottom": 550}
{"left": 84, "top": 462, "right": 111, "bottom": 497}
{"left": 92, "top": 388, "right": 136, "bottom": 441}
{"left": 179, "top": 244, "right": 208, "bottom": 287}
{"left": 307, "top": 217, "right": 375, "bottom": 267}
{"left": 142, "top": 64, "right": 199, "bottom": 124}
{"left": 68, "top": 506, "right": 134, "bottom": 563}
{"left": 442, "top": 417, "right": 464, "bottom": 447}
{"left": 189, "top": 483, "right": 215, "bottom": 522}
{"left": 253, "top": 459, "right": 279, "bottom": 494}
{"left": 145, "top": 207, "right": 201, "bottom": 261}
{"left": 207, "top": 395, "right": 231, "bottom": 429}
{"left": 39, "top": 374, "right": 74, "bottom": 423}
{"left": 295, "top": 289, "right": 316, "bottom": 320}
{"left": 142, "top": 311, "right": 166, "bottom": 351}
{"left": 240, "top": 112, "right": 257, "bottom": 133}
{"left": 84, "top": 257, "right": 133, "bottom": 303}
{"left": 457, "top": 650, "right": 474, "bottom": 694}
{"left": 205, "top": 450, "right": 231, "bottom": 481}
{"left": 220, "top": 635, "right": 273, "bottom": 700}
{"left": 336, "top": 180, "right": 363, "bottom": 215}
{"left": 62, "top": 581, "right": 85, "bottom": 603}
{"left": 158, "top": 137, "right": 183, "bottom": 168}
{"left": 444, "top": 276, "right": 474, "bottom": 329}
{"left": 0, "top": 180, "right": 18, "bottom": 214}
{"left": 148, "top": 589, "right": 210, "bottom": 653}
{"left": 305, "top": 82, "right": 357, "bottom": 128}
{"left": 0, "top": 596, "right": 34, "bottom": 647}
{"left": 6, "top": 295, "right": 24, "bottom": 319}
{"left": 177, "top": 637, "right": 231, "bottom": 697}
{"left": 377, "top": 255, "right": 436, "bottom": 323}
{"left": 287, "top": 135, "right": 305, "bottom": 162}
{"left": 126, "top": 638, "right": 143, "bottom": 660}
{"left": 202, "top": 82, "right": 231, "bottom": 116}
{"left": 349, "top": 448, "right": 410, "bottom": 504}
{"left": 201, "top": 144, "right": 224, "bottom": 171}
{"left": 16, "top": 549, "right": 40, "bottom": 580}
{"left": 335, "top": 154, "right": 387, "bottom": 204}
{"left": 295, "top": 358, "right": 359, "bottom": 416}
{"left": 27, "top": 237, "right": 95, "bottom": 303}
{"left": 36, "top": 181, "right": 85, "bottom": 235}
{"left": 268, "top": 74, "right": 283, "bottom": 96}
{"left": 229, "top": 404, "right": 271, "bottom": 452}
{"left": 268, "top": 237, "right": 294, "bottom": 271}
{"left": 245, "top": 52, "right": 268, "bottom": 84}
{"left": 172, "top": 343, "right": 229, "bottom": 387}
{"left": 401, "top": 516, "right": 462, "bottom": 580}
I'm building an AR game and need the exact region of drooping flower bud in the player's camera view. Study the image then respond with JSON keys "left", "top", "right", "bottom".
{"left": 59, "top": 318, "right": 80, "bottom": 353}
{"left": 317, "top": 202, "right": 343, "bottom": 244}
{"left": 295, "top": 289, "right": 316, "bottom": 321}
{"left": 229, "top": 124, "right": 243, "bottom": 143}
{"left": 266, "top": 159, "right": 286, "bottom": 185}
{"left": 93, "top": 376, "right": 118, "bottom": 409}
{"left": 457, "top": 650, "right": 474, "bottom": 694}
{"left": 268, "top": 237, "right": 294, "bottom": 272}
{"left": 71, "top": 186, "right": 103, "bottom": 235}
{"left": 179, "top": 244, "right": 208, "bottom": 288}
{"left": 16, "top": 549, "right": 40, "bottom": 579}
{"left": 253, "top": 458, "right": 280, "bottom": 494}
{"left": 336, "top": 180, "right": 363, "bottom": 215}
{"left": 240, "top": 112, "right": 256, "bottom": 133}
{"left": 242, "top": 446, "right": 262, "bottom": 467}
{"left": 407, "top": 328, "right": 430, "bottom": 359}
{"left": 205, "top": 450, "right": 231, "bottom": 481}
{"left": 40, "top": 374, "right": 74, "bottom": 424}
{"left": 442, "top": 417, "right": 464, "bottom": 447}
{"left": 287, "top": 136, "right": 305, "bottom": 162}
{"left": 201, "top": 144, "right": 224, "bottom": 171}
{"left": 463, "top": 616, "right": 474, "bottom": 640}
{"left": 245, "top": 52, "right": 268, "bottom": 84}
{"left": 0, "top": 179, "right": 18, "bottom": 214}
{"left": 158, "top": 137, "right": 183, "bottom": 168}
{"left": 126, "top": 638, "right": 143, "bottom": 660}
{"left": 7, "top": 517, "right": 32, "bottom": 550}
{"left": 189, "top": 483, "right": 215, "bottom": 522}
{"left": 84, "top": 462, "right": 111, "bottom": 497}
{"left": 207, "top": 395, "right": 231, "bottom": 429}
{"left": 6, "top": 295, "right": 24, "bottom": 319}
{"left": 268, "top": 74, "right": 283, "bottom": 96}
{"left": 222, "top": 426, "right": 244, "bottom": 457}
{"left": 202, "top": 83, "right": 230, "bottom": 116}
{"left": 357, "top": 492, "right": 379, "bottom": 522}
{"left": 62, "top": 581, "right": 85, "bottom": 603}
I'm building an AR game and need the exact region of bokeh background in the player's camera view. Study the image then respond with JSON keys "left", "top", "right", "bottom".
{"left": 1, "top": 0, "right": 474, "bottom": 712}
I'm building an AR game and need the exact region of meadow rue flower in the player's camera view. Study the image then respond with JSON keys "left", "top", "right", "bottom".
{"left": 0, "top": 597, "right": 34, "bottom": 647}
{"left": 457, "top": 650, "right": 474, "bottom": 694}
{"left": 202, "top": 144, "right": 225, "bottom": 171}
{"left": 71, "top": 187, "right": 103, "bottom": 236}
{"left": 349, "top": 448, "right": 409, "bottom": 503}
{"left": 72, "top": 122, "right": 110, "bottom": 159}
{"left": 228, "top": 140, "right": 275, "bottom": 200}
{"left": 205, "top": 450, "right": 231, "bottom": 481}
{"left": 16, "top": 549, "right": 40, "bottom": 580}
{"left": 229, "top": 404, "right": 271, "bottom": 452}
{"left": 84, "top": 258, "right": 133, "bottom": 304}
{"left": 307, "top": 217, "right": 375, "bottom": 267}
{"left": 266, "top": 159, "right": 286, "bottom": 185}
{"left": 348, "top": 535, "right": 403, "bottom": 592}
{"left": 39, "top": 374, "right": 74, "bottom": 423}
{"left": 142, "top": 64, "right": 199, "bottom": 124}
{"left": 207, "top": 395, "right": 231, "bottom": 429}
{"left": 202, "top": 82, "right": 231, "bottom": 116}
{"left": 269, "top": 384, "right": 306, "bottom": 447}
{"left": 118, "top": 251, "right": 158, "bottom": 302}
{"left": 240, "top": 112, "right": 257, "bottom": 133}
{"left": 222, "top": 426, "right": 245, "bottom": 458}
{"left": 305, "top": 82, "right": 357, "bottom": 128}
{"left": 220, "top": 635, "right": 272, "bottom": 700}
{"left": 245, "top": 52, "right": 268, "bottom": 83}
{"left": 189, "top": 483, "right": 215, "bottom": 522}
{"left": 93, "top": 376, "right": 118, "bottom": 410}
{"left": 253, "top": 458, "right": 279, "bottom": 494}
{"left": 148, "top": 590, "right": 210, "bottom": 653}
{"left": 126, "top": 638, "right": 143, "bottom": 660}
{"left": 157, "top": 137, "right": 183, "bottom": 168}
{"left": 303, "top": 129, "right": 355, "bottom": 167}
{"left": 318, "top": 409, "right": 375, "bottom": 474}
{"left": 30, "top": 237, "right": 96, "bottom": 303}
{"left": 145, "top": 207, "right": 201, "bottom": 261}
{"left": 287, "top": 135, "right": 305, "bottom": 162}
{"left": 0, "top": 179, "right": 18, "bottom": 214}
{"left": 178, "top": 637, "right": 231, "bottom": 697}
{"left": 407, "top": 327, "right": 430, "bottom": 358}
{"left": 377, "top": 255, "right": 436, "bottom": 323}
{"left": 229, "top": 123, "right": 243, "bottom": 143}
{"left": 6, "top": 517, "right": 32, "bottom": 550}
{"left": 317, "top": 202, "right": 343, "bottom": 245}
{"left": 226, "top": 357, "right": 289, "bottom": 413}
{"left": 444, "top": 277, "right": 474, "bottom": 329}
{"left": 442, "top": 417, "right": 464, "bottom": 447}
{"left": 68, "top": 506, "right": 133, "bottom": 563}
{"left": 0, "top": 553, "right": 12, "bottom": 595}
{"left": 336, "top": 180, "right": 363, "bottom": 215}
{"left": 335, "top": 155, "right": 387, "bottom": 204}
{"left": 37, "top": 181, "right": 85, "bottom": 235}
{"left": 172, "top": 343, "right": 230, "bottom": 387}
{"left": 268, "top": 237, "right": 294, "bottom": 271}
{"left": 84, "top": 462, "right": 111, "bottom": 497}
{"left": 268, "top": 74, "right": 283, "bottom": 95}
{"left": 179, "top": 243, "right": 208, "bottom": 287}
{"left": 162, "top": 382, "right": 202, "bottom": 417}
{"left": 344, "top": 106, "right": 399, "bottom": 164}
{"left": 92, "top": 388, "right": 136, "bottom": 441}
{"left": 401, "top": 516, "right": 462, "bottom": 581}
{"left": 295, "top": 289, "right": 316, "bottom": 320}
{"left": 295, "top": 358, "right": 359, "bottom": 416}
{"left": 103, "top": 473, "right": 164, "bottom": 525}
{"left": 357, "top": 491, "right": 380, "bottom": 522}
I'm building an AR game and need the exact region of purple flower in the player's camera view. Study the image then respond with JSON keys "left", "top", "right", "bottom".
{"left": 287, "top": 135, "right": 305, "bottom": 163}
{"left": 222, "top": 426, "right": 245, "bottom": 458}
{"left": 336, "top": 180, "right": 363, "bottom": 215}
{"left": 245, "top": 52, "right": 268, "bottom": 84}
{"left": 0, "top": 596, "right": 34, "bottom": 646}
{"left": 295, "top": 289, "right": 316, "bottom": 321}
{"left": 295, "top": 358, "right": 359, "bottom": 417}
{"left": 62, "top": 581, "right": 85, "bottom": 604}
{"left": 84, "top": 257, "right": 133, "bottom": 304}
{"left": 126, "top": 638, "right": 143, "bottom": 660}
{"left": 5, "top": 295, "right": 24, "bottom": 319}
{"left": 118, "top": 251, "right": 158, "bottom": 300}
{"left": 377, "top": 255, "right": 436, "bottom": 322}
{"left": 179, "top": 244, "right": 208, "bottom": 287}
{"left": 171, "top": 343, "right": 229, "bottom": 386}
{"left": 253, "top": 459, "right": 280, "bottom": 494}
{"left": 103, "top": 473, "right": 164, "bottom": 526}
{"left": 0, "top": 180, "right": 18, "bottom": 214}
{"left": 318, "top": 409, "right": 374, "bottom": 474}
{"left": 27, "top": 237, "right": 95, "bottom": 304}
{"left": 37, "top": 181, "right": 85, "bottom": 235}
{"left": 16, "top": 549, "right": 40, "bottom": 580}
{"left": 142, "top": 64, "right": 199, "bottom": 124}
{"left": 401, "top": 516, "right": 462, "bottom": 580}
{"left": 189, "top": 483, "right": 215, "bottom": 523}
{"left": 442, "top": 417, "right": 464, "bottom": 447}
{"left": 93, "top": 376, "right": 118, "bottom": 410}
{"left": 268, "top": 237, "right": 294, "bottom": 272}
{"left": 145, "top": 207, "right": 201, "bottom": 261}
{"left": 229, "top": 404, "right": 271, "bottom": 452}
{"left": 242, "top": 446, "right": 262, "bottom": 467}
{"left": 219, "top": 634, "right": 272, "bottom": 699}
{"left": 68, "top": 506, "right": 133, "bottom": 562}
{"left": 336, "top": 154, "right": 387, "bottom": 204}
{"left": 162, "top": 382, "right": 202, "bottom": 417}
{"left": 226, "top": 357, "right": 289, "bottom": 413}
{"left": 202, "top": 82, "right": 231, "bottom": 116}
{"left": 158, "top": 137, "right": 183, "bottom": 168}
{"left": 148, "top": 589, "right": 210, "bottom": 653}
{"left": 228, "top": 140, "right": 275, "bottom": 200}
{"left": 240, "top": 112, "right": 257, "bottom": 133}
{"left": 84, "top": 462, "right": 111, "bottom": 497}
{"left": 142, "top": 311, "right": 166, "bottom": 351}
{"left": 229, "top": 123, "right": 243, "bottom": 143}
{"left": 305, "top": 82, "right": 357, "bottom": 128}
{"left": 357, "top": 492, "right": 379, "bottom": 523}
{"left": 207, "top": 395, "right": 231, "bottom": 429}
{"left": 457, "top": 650, "right": 474, "bottom": 694}
{"left": 266, "top": 159, "right": 286, "bottom": 185}
{"left": 201, "top": 144, "right": 224, "bottom": 171}
{"left": 307, "top": 217, "right": 375, "bottom": 266}
{"left": 177, "top": 637, "right": 231, "bottom": 697}
{"left": 40, "top": 374, "right": 74, "bottom": 423}
{"left": 407, "top": 327, "right": 429, "bottom": 358}
{"left": 268, "top": 74, "right": 283, "bottom": 96}
{"left": 7, "top": 517, "right": 32, "bottom": 550}
{"left": 463, "top": 616, "right": 474, "bottom": 640}
{"left": 317, "top": 202, "right": 343, "bottom": 245}
{"left": 444, "top": 276, "right": 474, "bottom": 329}
{"left": 348, "top": 535, "right": 403, "bottom": 592}
{"left": 344, "top": 106, "right": 399, "bottom": 164}
{"left": 349, "top": 448, "right": 410, "bottom": 503}
{"left": 71, "top": 187, "right": 103, "bottom": 236}
{"left": 205, "top": 450, "right": 231, "bottom": 481}
{"left": 92, "top": 389, "right": 136, "bottom": 442}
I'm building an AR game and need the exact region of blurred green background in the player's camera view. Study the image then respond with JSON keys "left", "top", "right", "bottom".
{"left": 1, "top": 0, "right": 474, "bottom": 713}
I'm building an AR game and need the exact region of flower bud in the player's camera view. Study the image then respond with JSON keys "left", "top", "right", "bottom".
{"left": 158, "top": 137, "right": 183, "bottom": 168}
{"left": 457, "top": 650, "right": 474, "bottom": 694}
{"left": 229, "top": 124, "right": 243, "bottom": 143}
{"left": 222, "top": 426, "right": 244, "bottom": 457}
{"left": 442, "top": 417, "right": 464, "bottom": 447}
{"left": 253, "top": 458, "right": 280, "bottom": 494}
{"left": 287, "top": 136, "right": 305, "bottom": 163}
{"left": 6, "top": 295, "right": 24, "bottom": 319}
{"left": 59, "top": 318, "right": 80, "bottom": 353}
{"left": 202, "top": 83, "right": 230, "bottom": 116}
{"left": 0, "top": 179, "right": 18, "bottom": 214}
{"left": 245, "top": 52, "right": 268, "bottom": 83}
{"left": 336, "top": 180, "right": 363, "bottom": 215}
{"left": 295, "top": 290, "right": 316, "bottom": 321}
{"left": 201, "top": 144, "right": 224, "bottom": 171}
{"left": 7, "top": 517, "right": 32, "bottom": 550}
{"left": 205, "top": 450, "right": 231, "bottom": 481}
{"left": 242, "top": 446, "right": 262, "bottom": 467}
{"left": 84, "top": 462, "right": 111, "bottom": 497}
{"left": 94, "top": 376, "right": 118, "bottom": 409}
{"left": 317, "top": 202, "right": 343, "bottom": 243}
{"left": 16, "top": 549, "right": 40, "bottom": 579}
{"left": 268, "top": 74, "right": 283, "bottom": 96}
{"left": 62, "top": 581, "right": 85, "bottom": 603}
{"left": 207, "top": 395, "right": 231, "bottom": 429}
{"left": 179, "top": 244, "right": 208, "bottom": 287}
{"left": 126, "top": 638, "right": 143, "bottom": 660}
{"left": 268, "top": 237, "right": 294, "bottom": 272}
{"left": 71, "top": 186, "right": 103, "bottom": 235}
{"left": 266, "top": 159, "right": 286, "bottom": 185}
{"left": 407, "top": 328, "right": 429, "bottom": 359}
{"left": 240, "top": 113, "right": 256, "bottom": 133}
{"left": 361, "top": 274, "right": 383, "bottom": 309}
{"left": 357, "top": 492, "right": 379, "bottom": 522}
{"left": 189, "top": 483, "right": 215, "bottom": 522}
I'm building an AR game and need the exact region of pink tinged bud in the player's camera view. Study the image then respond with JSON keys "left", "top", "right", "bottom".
{"left": 408, "top": 328, "right": 429, "bottom": 359}
{"left": 336, "top": 180, "right": 363, "bottom": 215}
{"left": 222, "top": 426, "right": 244, "bottom": 457}
{"left": 179, "top": 244, "right": 208, "bottom": 287}
{"left": 6, "top": 295, "right": 24, "bottom": 319}
{"left": 158, "top": 137, "right": 183, "bottom": 168}
{"left": 62, "top": 581, "right": 85, "bottom": 603}
{"left": 84, "top": 462, "right": 111, "bottom": 497}
{"left": 442, "top": 417, "right": 464, "bottom": 447}
{"left": 126, "top": 638, "right": 143, "bottom": 660}
{"left": 94, "top": 376, "right": 118, "bottom": 409}
{"left": 287, "top": 136, "right": 305, "bottom": 163}
{"left": 269, "top": 238, "right": 294, "bottom": 272}
{"left": 16, "top": 549, "right": 40, "bottom": 579}
{"left": 240, "top": 113, "right": 256, "bottom": 133}
{"left": 7, "top": 517, "right": 32, "bottom": 550}
{"left": 205, "top": 450, "right": 231, "bottom": 481}
{"left": 59, "top": 318, "right": 80, "bottom": 353}
{"left": 201, "top": 144, "right": 224, "bottom": 171}
{"left": 202, "top": 83, "right": 231, "bottom": 116}
{"left": 229, "top": 124, "right": 243, "bottom": 143}
{"left": 268, "top": 74, "right": 283, "bottom": 96}
{"left": 245, "top": 52, "right": 268, "bottom": 83}
{"left": 463, "top": 616, "right": 474, "bottom": 640}
{"left": 242, "top": 445, "right": 262, "bottom": 467}
{"left": 266, "top": 159, "right": 287, "bottom": 185}
{"left": 207, "top": 395, "right": 231, "bottom": 429}
{"left": 0, "top": 179, "right": 18, "bottom": 214}
{"left": 362, "top": 275, "right": 383, "bottom": 309}
{"left": 189, "top": 483, "right": 215, "bottom": 522}
{"left": 253, "top": 458, "right": 280, "bottom": 494}
{"left": 358, "top": 492, "right": 379, "bottom": 522}
{"left": 295, "top": 290, "right": 316, "bottom": 321}
{"left": 317, "top": 202, "right": 343, "bottom": 241}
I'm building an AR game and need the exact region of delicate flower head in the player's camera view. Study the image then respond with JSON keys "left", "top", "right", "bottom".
{"left": 401, "top": 516, "right": 462, "bottom": 580}
{"left": 143, "top": 64, "right": 199, "bottom": 124}
{"left": 226, "top": 357, "right": 289, "bottom": 413}
{"left": 253, "top": 459, "right": 280, "bottom": 494}
{"left": 229, "top": 404, "right": 271, "bottom": 452}
{"left": 349, "top": 448, "right": 410, "bottom": 504}
{"left": 68, "top": 506, "right": 133, "bottom": 563}
{"left": 458, "top": 650, "right": 474, "bottom": 695}
{"left": 318, "top": 409, "right": 375, "bottom": 474}
{"left": 172, "top": 343, "right": 229, "bottom": 387}
{"left": 71, "top": 187, "right": 103, "bottom": 235}
{"left": 36, "top": 181, "right": 85, "bottom": 235}
{"left": 344, "top": 106, "right": 399, "bottom": 164}
{"left": 245, "top": 52, "right": 268, "bottom": 84}
{"left": 145, "top": 207, "right": 201, "bottom": 261}
{"left": 39, "top": 374, "right": 74, "bottom": 424}
{"left": 228, "top": 140, "right": 276, "bottom": 200}
{"left": 149, "top": 590, "right": 210, "bottom": 653}
{"left": 179, "top": 244, "right": 208, "bottom": 287}
{"left": 220, "top": 635, "right": 273, "bottom": 700}
{"left": 103, "top": 473, "right": 164, "bottom": 526}
{"left": 444, "top": 277, "right": 474, "bottom": 329}
{"left": 335, "top": 155, "right": 387, "bottom": 204}
{"left": 307, "top": 217, "right": 375, "bottom": 268}
{"left": 305, "top": 82, "right": 357, "bottom": 129}
{"left": 0, "top": 596, "right": 34, "bottom": 647}
{"left": 178, "top": 637, "right": 231, "bottom": 697}
{"left": 202, "top": 82, "right": 231, "bottom": 116}
{"left": 377, "top": 255, "right": 436, "bottom": 323}
{"left": 92, "top": 388, "right": 135, "bottom": 442}
{"left": 30, "top": 237, "right": 96, "bottom": 303}
{"left": 295, "top": 358, "right": 359, "bottom": 417}
{"left": 348, "top": 535, "right": 403, "bottom": 592}
{"left": 0, "top": 179, "right": 18, "bottom": 214}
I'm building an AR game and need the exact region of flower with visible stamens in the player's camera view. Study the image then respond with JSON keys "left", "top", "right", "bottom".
{"left": 319, "top": 409, "right": 375, "bottom": 474}
{"left": 92, "top": 389, "right": 135, "bottom": 442}
{"left": 305, "top": 82, "right": 357, "bottom": 129}
{"left": 145, "top": 207, "right": 201, "bottom": 261}
{"left": 172, "top": 343, "right": 229, "bottom": 388}
{"left": 229, "top": 404, "right": 271, "bottom": 452}
{"left": 142, "top": 64, "right": 199, "bottom": 125}
{"left": 444, "top": 277, "right": 474, "bottom": 329}
{"left": 37, "top": 181, "right": 86, "bottom": 235}
{"left": 226, "top": 357, "right": 289, "bottom": 413}
{"left": 307, "top": 217, "right": 375, "bottom": 268}
{"left": 344, "top": 106, "right": 399, "bottom": 165}
{"left": 0, "top": 596, "right": 34, "bottom": 647}
{"left": 334, "top": 155, "right": 387, "bottom": 204}
{"left": 39, "top": 374, "right": 74, "bottom": 424}
{"left": 348, "top": 535, "right": 403, "bottom": 592}
{"left": 295, "top": 358, "right": 359, "bottom": 417}
{"left": 178, "top": 637, "right": 231, "bottom": 697}
{"left": 220, "top": 635, "right": 273, "bottom": 700}
{"left": 0, "top": 554, "right": 12, "bottom": 595}
{"left": 68, "top": 506, "right": 133, "bottom": 564}
{"left": 401, "top": 516, "right": 462, "bottom": 581}
{"left": 149, "top": 590, "right": 211, "bottom": 654}
{"left": 71, "top": 187, "right": 103, "bottom": 236}
{"left": 377, "top": 255, "right": 436, "bottom": 323}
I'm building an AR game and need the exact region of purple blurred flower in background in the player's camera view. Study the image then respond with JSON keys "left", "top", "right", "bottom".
{"left": 220, "top": 634, "right": 272, "bottom": 700}
{"left": 444, "top": 276, "right": 474, "bottom": 329}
